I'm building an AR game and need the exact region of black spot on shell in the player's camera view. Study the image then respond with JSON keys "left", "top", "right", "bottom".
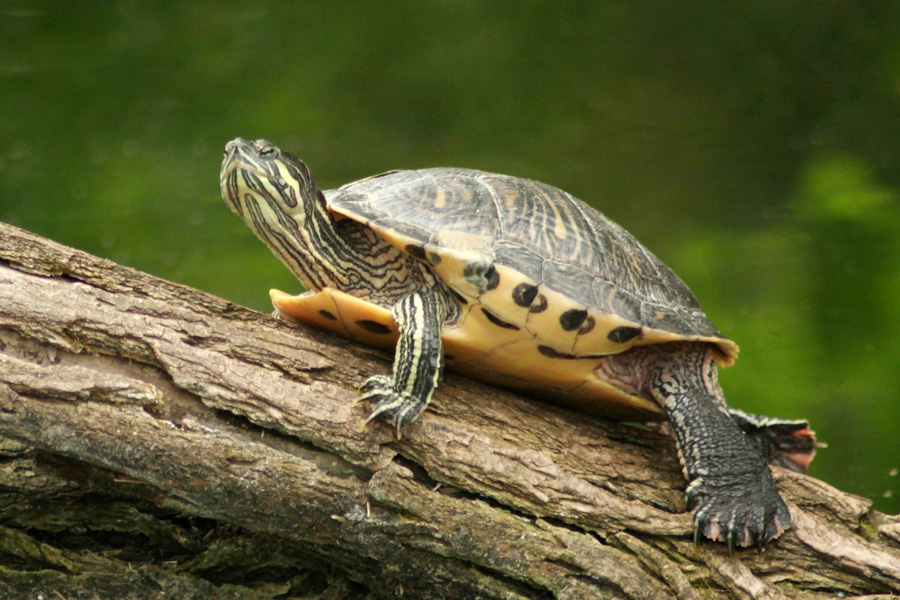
{"left": 559, "top": 309, "right": 589, "bottom": 332}
{"left": 319, "top": 310, "right": 337, "bottom": 321}
{"left": 578, "top": 315, "right": 596, "bottom": 335}
{"left": 608, "top": 326, "right": 642, "bottom": 344}
{"left": 529, "top": 294, "right": 548, "bottom": 313}
{"left": 356, "top": 320, "right": 392, "bottom": 334}
{"left": 481, "top": 308, "right": 520, "bottom": 330}
{"left": 463, "top": 262, "right": 500, "bottom": 292}
{"left": 484, "top": 265, "right": 500, "bottom": 290}
{"left": 463, "top": 262, "right": 479, "bottom": 282}
{"left": 512, "top": 283, "right": 538, "bottom": 308}
{"left": 405, "top": 244, "right": 427, "bottom": 260}
{"left": 537, "top": 345, "right": 578, "bottom": 360}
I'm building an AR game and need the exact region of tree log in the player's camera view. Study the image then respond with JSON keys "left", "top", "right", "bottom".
{"left": 0, "top": 221, "right": 898, "bottom": 600}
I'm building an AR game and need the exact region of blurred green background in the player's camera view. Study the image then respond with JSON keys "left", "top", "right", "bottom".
{"left": 2, "top": 1, "right": 898, "bottom": 513}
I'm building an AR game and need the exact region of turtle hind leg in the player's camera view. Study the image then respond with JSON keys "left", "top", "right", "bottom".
{"left": 357, "top": 287, "right": 453, "bottom": 437}
{"left": 728, "top": 408, "right": 818, "bottom": 473}
{"left": 649, "top": 344, "right": 791, "bottom": 552}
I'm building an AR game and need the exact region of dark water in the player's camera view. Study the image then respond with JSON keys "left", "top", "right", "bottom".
{"left": 2, "top": 1, "right": 898, "bottom": 513}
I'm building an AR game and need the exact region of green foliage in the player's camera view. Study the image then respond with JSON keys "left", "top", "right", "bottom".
{"left": 1, "top": 0, "right": 899, "bottom": 512}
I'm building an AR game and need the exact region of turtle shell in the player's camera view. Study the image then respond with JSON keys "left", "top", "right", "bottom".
{"left": 321, "top": 168, "right": 738, "bottom": 420}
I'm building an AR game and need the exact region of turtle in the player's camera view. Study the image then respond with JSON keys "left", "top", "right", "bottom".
{"left": 220, "top": 137, "right": 816, "bottom": 551}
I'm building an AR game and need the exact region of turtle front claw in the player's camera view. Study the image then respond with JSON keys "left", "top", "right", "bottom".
{"left": 356, "top": 375, "right": 426, "bottom": 437}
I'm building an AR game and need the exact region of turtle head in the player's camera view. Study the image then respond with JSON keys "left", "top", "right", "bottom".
{"left": 220, "top": 137, "right": 322, "bottom": 223}
{"left": 220, "top": 137, "right": 333, "bottom": 291}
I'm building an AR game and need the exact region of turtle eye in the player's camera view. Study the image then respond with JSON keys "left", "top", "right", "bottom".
{"left": 255, "top": 139, "right": 278, "bottom": 159}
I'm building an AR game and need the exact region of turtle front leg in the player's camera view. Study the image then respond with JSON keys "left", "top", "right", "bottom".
{"left": 357, "top": 287, "right": 452, "bottom": 436}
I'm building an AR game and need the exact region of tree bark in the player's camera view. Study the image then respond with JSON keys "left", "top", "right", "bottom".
{"left": 0, "top": 221, "right": 898, "bottom": 600}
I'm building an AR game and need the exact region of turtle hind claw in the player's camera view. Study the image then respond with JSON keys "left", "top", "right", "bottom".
{"left": 691, "top": 491, "right": 790, "bottom": 552}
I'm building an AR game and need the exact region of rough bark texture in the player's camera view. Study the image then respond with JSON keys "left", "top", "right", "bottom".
{"left": 0, "top": 220, "right": 898, "bottom": 600}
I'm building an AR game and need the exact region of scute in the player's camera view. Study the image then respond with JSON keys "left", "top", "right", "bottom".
{"left": 326, "top": 168, "right": 738, "bottom": 367}
{"left": 493, "top": 240, "right": 545, "bottom": 283}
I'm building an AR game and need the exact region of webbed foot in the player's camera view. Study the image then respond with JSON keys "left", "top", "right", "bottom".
{"left": 728, "top": 408, "right": 818, "bottom": 473}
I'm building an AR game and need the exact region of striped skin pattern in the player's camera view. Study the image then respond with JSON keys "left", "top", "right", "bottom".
{"left": 221, "top": 140, "right": 433, "bottom": 307}
{"left": 220, "top": 138, "right": 813, "bottom": 551}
